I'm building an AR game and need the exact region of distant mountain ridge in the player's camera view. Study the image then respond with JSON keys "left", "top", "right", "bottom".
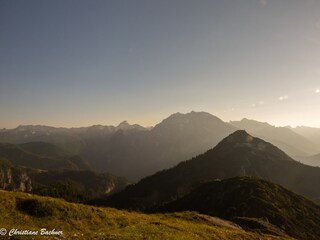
{"left": 0, "top": 112, "right": 237, "bottom": 180}
{"left": 295, "top": 153, "right": 320, "bottom": 167}
{"left": 230, "top": 118, "right": 318, "bottom": 157}
{"left": 291, "top": 126, "right": 320, "bottom": 151}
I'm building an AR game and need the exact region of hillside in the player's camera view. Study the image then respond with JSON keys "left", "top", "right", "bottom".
{"left": 0, "top": 160, "right": 130, "bottom": 203}
{"left": 158, "top": 177, "right": 320, "bottom": 240}
{"left": 18, "top": 141, "right": 69, "bottom": 158}
{"left": 105, "top": 130, "right": 320, "bottom": 210}
{"left": 32, "top": 170, "right": 130, "bottom": 202}
{"left": 0, "top": 143, "right": 130, "bottom": 202}
{"left": 0, "top": 190, "right": 291, "bottom": 240}
{"left": 0, "top": 142, "right": 90, "bottom": 171}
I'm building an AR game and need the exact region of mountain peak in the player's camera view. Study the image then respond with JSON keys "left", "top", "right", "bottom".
{"left": 115, "top": 121, "right": 133, "bottom": 131}
{"left": 116, "top": 121, "right": 146, "bottom": 131}
{"left": 117, "top": 120, "right": 130, "bottom": 127}
{"left": 212, "top": 130, "right": 294, "bottom": 163}
{"left": 224, "top": 130, "right": 253, "bottom": 143}
{"left": 213, "top": 130, "right": 281, "bottom": 156}
{"left": 229, "top": 129, "right": 250, "bottom": 137}
{"left": 154, "top": 111, "right": 226, "bottom": 129}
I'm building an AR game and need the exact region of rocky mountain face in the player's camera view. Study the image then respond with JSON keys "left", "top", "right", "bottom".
{"left": 0, "top": 159, "right": 32, "bottom": 192}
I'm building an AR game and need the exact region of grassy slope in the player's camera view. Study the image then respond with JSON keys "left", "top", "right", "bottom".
{"left": 0, "top": 190, "right": 291, "bottom": 240}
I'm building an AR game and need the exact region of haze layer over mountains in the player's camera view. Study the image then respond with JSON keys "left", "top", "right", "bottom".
{"left": 1, "top": 111, "right": 319, "bottom": 181}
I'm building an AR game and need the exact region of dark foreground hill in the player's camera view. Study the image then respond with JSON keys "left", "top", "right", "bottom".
{"left": 0, "top": 190, "right": 291, "bottom": 240}
{"left": 158, "top": 177, "right": 320, "bottom": 240}
{"left": 105, "top": 130, "right": 320, "bottom": 210}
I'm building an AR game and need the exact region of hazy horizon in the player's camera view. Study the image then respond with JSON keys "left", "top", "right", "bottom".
{"left": 1, "top": 0, "right": 320, "bottom": 128}
{"left": 1, "top": 110, "right": 320, "bottom": 130}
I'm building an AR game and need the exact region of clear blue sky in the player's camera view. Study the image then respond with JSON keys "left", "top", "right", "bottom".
{"left": 1, "top": 0, "right": 320, "bottom": 128}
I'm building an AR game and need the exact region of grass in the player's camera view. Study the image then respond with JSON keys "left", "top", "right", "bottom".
{"left": 0, "top": 190, "right": 292, "bottom": 240}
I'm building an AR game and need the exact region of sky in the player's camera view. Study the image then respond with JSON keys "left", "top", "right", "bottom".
{"left": 1, "top": 0, "right": 320, "bottom": 128}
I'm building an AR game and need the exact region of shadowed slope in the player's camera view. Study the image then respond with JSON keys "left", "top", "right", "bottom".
{"left": 158, "top": 177, "right": 320, "bottom": 240}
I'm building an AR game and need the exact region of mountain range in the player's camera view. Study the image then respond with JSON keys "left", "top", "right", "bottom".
{"left": 2, "top": 111, "right": 320, "bottom": 181}
{"left": 0, "top": 112, "right": 238, "bottom": 180}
